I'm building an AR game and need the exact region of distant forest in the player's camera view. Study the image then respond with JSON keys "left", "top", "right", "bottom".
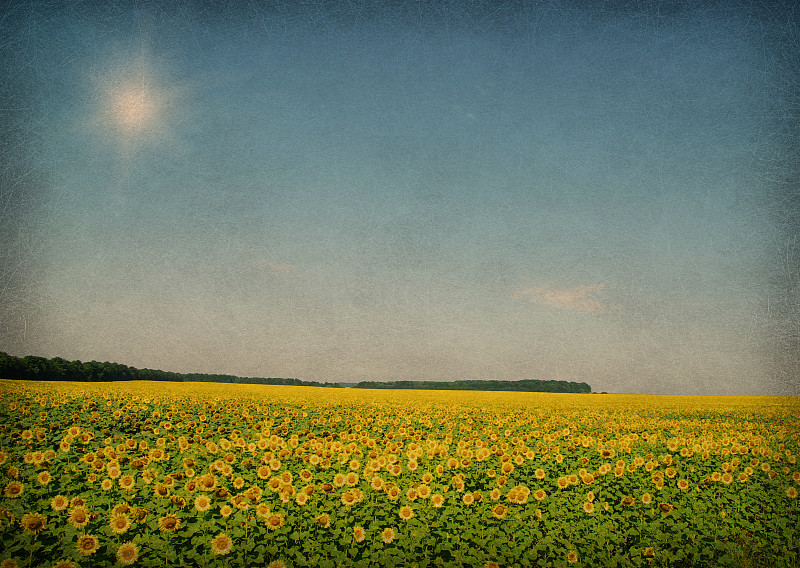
{"left": 0, "top": 352, "right": 339, "bottom": 387}
{"left": 0, "top": 352, "right": 592, "bottom": 393}
{"left": 352, "top": 380, "right": 592, "bottom": 393}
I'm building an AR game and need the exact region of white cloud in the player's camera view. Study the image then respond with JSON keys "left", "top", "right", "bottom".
{"left": 513, "top": 284, "right": 607, "bottom": 312}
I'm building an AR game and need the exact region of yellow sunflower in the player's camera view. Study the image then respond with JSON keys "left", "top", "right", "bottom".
{"left": 398, "top": 505, "right": 414, "bottom": 520}
{"left": 353, "top": 525, "right": 366, "bottom": 543}
{"left": 116, "top": 542, "right": 139, "bottom": 566}
{"left": 194, "top": 495, "right": 211, "bottom": 512}
{"left": 76, "top": 534, "right": 100, "bottom": 556}
{"left": 68, "top": 507, "right": 90, "bottom": 529}
{"left": 20, "top": 513, "right": 46, "bottom": 534}
{"left": 3, "top": 481, "right": 23, "bottom": 499}
{"left": 492, "top": 504, "right": 507, "bottom": 519}
{"left": 266, "top": 513, "right": 284, "bottom": 531}
{"left": 109, "top": 513, "right": 131, "bottom": 535}
{"left": 50, "top": 495, "right": 68, "bottom": 511}
{"left": 158, "top": 514, "right": 180, "bottom": 532}
{"left": 210, "top": 533, "right": 233, "bottom": 556}
{"left": 381, "top": 527, "right": 396, "bottom": 544}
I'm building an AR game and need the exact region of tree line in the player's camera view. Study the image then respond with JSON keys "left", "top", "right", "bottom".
{"left": 0, "top": 352, "right": 592, "bottom": 393}
{"left": 352, "top": 379, "right": 592, "bottom": 393}
{"left": 0, "top": 352, "right": 340, "bottom": 387}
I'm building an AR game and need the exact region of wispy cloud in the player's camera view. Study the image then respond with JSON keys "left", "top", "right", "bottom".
{"left": 247, "top": 250, "right": 298, "bottom": 275}
{"left": 265, "top": 262, "right": 297, "bottom": 274}
{"left": 513, "top": 284, "right": 607, "bottom": 312}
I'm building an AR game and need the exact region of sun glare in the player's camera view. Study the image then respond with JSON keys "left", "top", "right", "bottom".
{"left": 111, "top": 84, "right": 159, "bottom": 134}
{"left": 92, "top": 50, "right": 180, "bottom": 149}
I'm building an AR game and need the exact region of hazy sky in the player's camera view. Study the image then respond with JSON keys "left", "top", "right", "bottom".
{"left": 1, "top": 1, "right": 798, "bottom": 395}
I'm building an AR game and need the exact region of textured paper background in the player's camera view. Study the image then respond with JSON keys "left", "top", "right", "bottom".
{"left": 1, "top": 0, "right": 797, "bottom": 395}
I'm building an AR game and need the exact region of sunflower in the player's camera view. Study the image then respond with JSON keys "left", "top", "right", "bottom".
{"left": 20, "top": 513, "right": 46, "bottom": 534}
{"left": 342, "top": 490, "right": 359, "bottom": 507}
{"left": 485, "top": 562, "right": 500, "bottom": 568}
{"left": 658, "top": 502, "right": 674, "bottom": 514}
{"left": 567, "top": 551, "right": 578, "bottom": 564}
{"left": 50, "top": 495, "right": 68, "bottom": 511}
{"left": 787, "top": 487, "right": 798, "bottom": 499}
{"left": 36, "top": 471, "right": 52, "bottom": 485}
{"left": 4, "top": 481, "right": 23, "bottom": 499}
{"left": 677, "top": 479, "right": 690, "bottom": 491}
{"left": 621, "top": 496, "right": 635, "bottom": 507}
{"left": 119, "top": 475, "right": 136, "bottom": 491}
{"left": 220, "top": 505, "right": 233, "bottom": 518}
{"left": 68, "top": 507, "right": 90, "bottom": 529}
{"left": 158, "top": 515, "right": 180, "bottom": 532}
{"left": 109, "top": 513, "right": 131, "bottom": 535}
{"left": 432, "top": 494, "right": 445, "bottom": 508}
{"left": 266, "top": 513, "right": 284, "bottom": 531}
{"left": 462, "top": 493, "right": 474, "bottom": 506}
{"left": 414, "top": 484, "right": 430, "bottom": 499}
{"left": 492, "top": 504, "right": 507, "bottom": 519}
{"left": 266, "top": 561, "right": 287, "bottom": 568}
{"left": 353, "top": 525, "right": 366, "bottom": 543}
{"left": 583, "top": 501, "right": 595, "bottom": 514}
{"left": 76, "top": 534, "right": 100, "bottom": 556}
{"left": 315, "top": 513, "right": 331, "bottom": 528}
{"left": 399, "top": 505, "right": 414, "bottom": 520}
{"left": 52, "top": 561, "right": 78, "bottom": 568}
{"left": 210, "top": 533, "right": 233, "bottom": 556}
{"left": 116, "top": 542, "right": 139, "bottom": 566}
{"left": 381, "top": 527, "right": 396, "bottom": 544}
{"left": 642, "top": 493, "right": 653, "bottom": 505}
{"left": 533, "top": 489, "right": 546, "bottom": 502}
{"left": 199, "top": 474, "right": 217, "bottom": 491}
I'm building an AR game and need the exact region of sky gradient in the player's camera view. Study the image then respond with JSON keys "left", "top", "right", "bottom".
{"left": 2, "top": 0, "right": 798, "bottom": 395}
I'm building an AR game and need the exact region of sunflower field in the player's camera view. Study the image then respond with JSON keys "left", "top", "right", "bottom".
{"left": 0, "top": 380, "right": 798, "bottom": 568}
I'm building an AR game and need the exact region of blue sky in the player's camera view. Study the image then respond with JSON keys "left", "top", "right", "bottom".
{"left": 1, "top": 1, "right": 798, "bottom": 395}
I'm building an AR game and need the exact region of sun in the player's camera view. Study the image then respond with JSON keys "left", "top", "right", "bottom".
{"left": 111, "top": 83, "right": 159, "bottom": 134}
{"left": 91, "top": 48, "right": 182, "bottom": 150}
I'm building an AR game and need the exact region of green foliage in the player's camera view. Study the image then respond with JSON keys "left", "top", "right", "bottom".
{"left": 0, "top": 352, "right": 340, "bottom": 387}
{"left": 353, "top": 379, "right": 592, "bottom": 393}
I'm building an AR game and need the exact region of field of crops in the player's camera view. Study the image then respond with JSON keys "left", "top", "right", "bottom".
{"left": 0, "top": 380, "right": 798, "bottom": 568}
